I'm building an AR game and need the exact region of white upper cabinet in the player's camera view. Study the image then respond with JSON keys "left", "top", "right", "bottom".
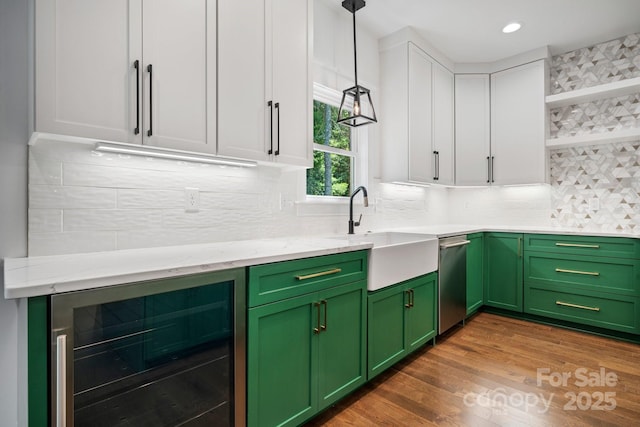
{"left": 407, "top": 44, "right": 433, "bottom": 183}
{"left": 381, "top": 42, "right": 454, "bottom": 184}
{"left": 490, "top": 60, "right": 547, "bottom": 185}
{"left": 432, "top": 62, "right": 455, "bottom": 185}
{"left": 455, "top": 74, "right": 491, "bottom": 185}
{"left": 35, "top": 0, "right": 138, "bottom": 143}
{"left": 35, "top": 0, "right": 216, "bottom": 153}
{"left": 218, "top": 0, "right": 312, "bottom": 167}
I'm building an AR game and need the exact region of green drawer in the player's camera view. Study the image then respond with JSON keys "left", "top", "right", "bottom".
{"left": 524, "top": 234, "right": 640, "bottom": 259}
{"left": 524, "top": 286, "right": 640, "bottom": 334}
{"left": 248, "top": 250, "right": 367, "bottom": 307}
{"left": 525, "top": 253, "right": 639, "bottom": 296}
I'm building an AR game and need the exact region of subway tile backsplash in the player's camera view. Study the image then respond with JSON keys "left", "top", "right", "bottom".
{"left": 28, "top": 140, "right": 445, "bottom": 256}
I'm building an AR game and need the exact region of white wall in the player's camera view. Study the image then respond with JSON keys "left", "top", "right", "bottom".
{"left": 0, "top": 0, "right": 30, "bottom": 424}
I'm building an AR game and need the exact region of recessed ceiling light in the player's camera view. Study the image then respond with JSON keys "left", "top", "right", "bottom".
{"left": 502, "top": 22, "right": 522, "bottom": 34}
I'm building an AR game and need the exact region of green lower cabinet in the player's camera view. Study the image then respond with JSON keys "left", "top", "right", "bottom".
{"left": 484, "top": 232, "right": 523, "bottom": 312}
{"left": 367, "top": 272, "right": 437, "bottom": 380}
{"left": 466, "top": 233, "right": 484, "bottom": 315}
{"left": 247, "top": 281, "right": 366, "bottom": 427}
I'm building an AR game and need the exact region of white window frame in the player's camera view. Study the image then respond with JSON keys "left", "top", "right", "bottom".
{"left": 307, "top": 83, "right": 367, "bottom": 201}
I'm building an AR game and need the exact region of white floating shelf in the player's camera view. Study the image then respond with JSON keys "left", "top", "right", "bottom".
{"left": 546, "top": 77, "right": 640, "bottom": 108}
{"left": 546, "top": 128, "right": 640, "bottom": 149}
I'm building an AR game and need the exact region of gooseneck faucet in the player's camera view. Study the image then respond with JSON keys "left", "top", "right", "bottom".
{"left": 348, "top": 186, "right": 368, "bottom": 234}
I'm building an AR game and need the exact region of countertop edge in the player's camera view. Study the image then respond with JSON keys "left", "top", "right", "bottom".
{"left": 4, "top": 241, "right": 372, "bottom": 299}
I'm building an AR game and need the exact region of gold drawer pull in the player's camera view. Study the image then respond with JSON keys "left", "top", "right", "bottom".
{"left": 555, "top": 242, "right": 600, "bottom": 249}
{"left": 555, "top": 268, "right": 600, "bottom": 276}
{"left": 296, "top": 268, "right": 342, "bottom": 281}
{"left": 556, "top": 301, "right": 600, "bottom": 312}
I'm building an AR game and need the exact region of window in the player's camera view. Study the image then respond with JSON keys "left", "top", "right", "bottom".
{"left": 306, "top": 100, "right": 353, "bottom": 197}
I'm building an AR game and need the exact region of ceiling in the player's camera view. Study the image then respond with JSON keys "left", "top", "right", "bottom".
{"left": 323, "top": 0, "right": 640, "bottom": 63}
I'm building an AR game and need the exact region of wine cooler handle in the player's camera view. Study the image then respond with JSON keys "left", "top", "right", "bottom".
{"left": 56, "top": 334, "right": 67, "bottom": 427}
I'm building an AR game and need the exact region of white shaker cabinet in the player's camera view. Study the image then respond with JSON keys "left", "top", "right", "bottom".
{"left": 432, "top": 62, "right": 455, "bottom": 185}
{"left": 381, "top": 42, "right": 454, "bottom": 184}
{"left": 35, "top": 0, "right": 216, "bottom": 153}
{"left": 454, "top": 74, "right": 491, "bottom": 185}
{"left": 454, "top": 61, "right": 546, "bottom": 186}
{"left": 218, "top": 0, "right": 312, "bottom": 167}
{"left": 490, "top": 60, "right": 547, "bottom": 185}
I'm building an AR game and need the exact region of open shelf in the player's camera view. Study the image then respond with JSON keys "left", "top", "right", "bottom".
{"left": 546, "top": 128, "right": 640, "bottom": 149}
{"left": 546, "top": 76, "right": 640, "bottom": 108}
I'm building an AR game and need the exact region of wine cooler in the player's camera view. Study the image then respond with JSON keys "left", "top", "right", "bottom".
{"left": 50, "top": 269, "right": 246, "bottom": 426}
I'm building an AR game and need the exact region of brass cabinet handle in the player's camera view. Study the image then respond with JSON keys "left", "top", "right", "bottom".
{"left": 405, "top": 290, "right": 412, "bottom": 308}
{"left": 320, "top": 300, "right": 327, "bottom": 332}
{"left": 313, "top": 302, "right": 321, "bottom": 334}
{"left": 556, "top": 301, "right": 600, "bottom": 312}
{"left": 555, "top": 268, "right": 600, "bottom": 276}
{"left": 296, "top": 268, "right": 342, "bottom": 281}
{"left": 410, "top": 289, "right": 415, "bottom": 308}
{"left": 518, "top": 237, "right": 522, "bottom": 258}
{"left": 555, "top": 242, "right": 600, "bottom": 249}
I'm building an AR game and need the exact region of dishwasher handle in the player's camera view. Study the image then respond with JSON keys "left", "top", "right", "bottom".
{"left": 439, "top": 240, "right": 471, "bottom": 249}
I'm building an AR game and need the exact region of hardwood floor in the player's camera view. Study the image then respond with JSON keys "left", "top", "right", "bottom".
{"left": 305, "top": 312, "right": 640, "bottom": 426}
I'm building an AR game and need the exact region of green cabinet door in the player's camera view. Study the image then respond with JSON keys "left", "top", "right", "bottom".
{"left": 466, "top": 233, "right": 484, "bottom": 315}
{"left": 484, "top": 232, "right": 524, "bottom": 312}
{"left": 317, "top": 281, "right": 367, "bottom": 410}
{"left": 368, "top": 272, "right": 438, "bottom": 380}
{"left": 248, "top": 280, "right": 367, "bottom": 427}
{"left": 248, "top": 293, "right": 318, "bottom": 427}
{"left": 367, "top": 283, "right": 407, "bottom": 379}
{"left": 405, "top": 273, "right": 437, "bottom": 351}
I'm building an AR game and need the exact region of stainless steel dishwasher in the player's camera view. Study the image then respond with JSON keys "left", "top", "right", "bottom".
{"left": 439, "top": 235, "right": 470, "bottom": 334}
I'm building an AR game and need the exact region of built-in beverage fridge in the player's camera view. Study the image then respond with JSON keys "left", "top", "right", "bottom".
{"left": 50, "top": 269, "right": 246, "bottom": 427}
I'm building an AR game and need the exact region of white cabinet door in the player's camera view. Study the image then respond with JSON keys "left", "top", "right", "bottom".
{"left": 142, "top": 0, "right": 213, "bottom": 153}
{"left": 455, "top": 74, "right": 491, "bottom": 185}
{"left": 432, "top": 62, "right": 454, "bottom": 185}
{"left": 218, "top": 0, "right": 311, "bottom": 167}
{"left": 217, "top": 0, "right": 268, "bottom": 162}
{"left": 491, "top": 60, "right": 547, "bottom": 185}
{"left": 35, "top": 0, "right": 141, "bottom": 143}
{"left": 407, "top": 44, "right": 433, "bottom": 183}
{"left": 269, "top": 0, "right": 312, "bottom": 167}
{"left": 36, "top": 0, "right": 215, "bottom": 153}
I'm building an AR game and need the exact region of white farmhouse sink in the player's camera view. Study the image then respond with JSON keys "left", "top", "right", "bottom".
{"left": 334, "top": 232, "right": 438, "bottom": 291}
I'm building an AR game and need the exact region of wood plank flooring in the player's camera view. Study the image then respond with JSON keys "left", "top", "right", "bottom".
{"left": 305, "top": 313, "right": 640, "bottom": 426}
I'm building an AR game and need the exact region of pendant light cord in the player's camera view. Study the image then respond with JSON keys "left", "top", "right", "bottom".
{"left": 352, "top": 9, "right": 358, "bottom": 87}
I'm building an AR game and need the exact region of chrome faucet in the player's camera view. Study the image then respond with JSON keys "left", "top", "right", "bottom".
{"left": 348, "top": 186, "right": 368, "bottom": 234}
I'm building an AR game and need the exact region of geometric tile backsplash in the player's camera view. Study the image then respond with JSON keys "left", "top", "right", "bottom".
{"left": 549, "top": 94, "right": 640, "bottom": 138}
{"left": 550, "top": 33, "right": 640, "bottom": 94}
{"left": 550, "top": 141, "right": 640, "bottom": 232}
{"left": 549, "top": 32, "right": 640, "bottom": 232}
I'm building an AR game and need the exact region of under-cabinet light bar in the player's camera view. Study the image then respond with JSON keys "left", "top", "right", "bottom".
{"left": 94, "top": 142, "right": 257, "bottom": 167}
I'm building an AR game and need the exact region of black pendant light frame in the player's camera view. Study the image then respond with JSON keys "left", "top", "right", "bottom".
{"left": 337, "top": 0, "right": 378, "bottom": 127}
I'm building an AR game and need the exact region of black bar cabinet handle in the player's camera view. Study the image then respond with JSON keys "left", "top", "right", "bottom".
{"left": 275, "top": 102, "right": 280, "bottom": 156}
{"left": 491, "top": 156, "right": 495, "bottom": 183}
{"left": 147, "top": 64, "right": 153, "bottom": 137}
{"left": 487, "top": 156, "right": 491, "bottom": 183}
{"left": 433, "top": 151, "right": 439, "bottom": 181}
{"left": 134, "top": 60, "right": 140, "bottom": 135}
{"left": 267, "top": 101, "right": 273, "bottom": 154}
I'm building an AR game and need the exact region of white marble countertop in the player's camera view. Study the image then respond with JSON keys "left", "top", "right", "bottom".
{"left": 4, "top": 224, "right": 638, "bottom": 299}
{"left": 3, "top": 237, "right": 372, "bottom": 299}
{"left": 388, "top": 224, "right": 640, "bottom": 239}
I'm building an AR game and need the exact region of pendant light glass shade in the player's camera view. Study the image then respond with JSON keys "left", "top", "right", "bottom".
{"left": 337, "top": 0, "right": 377, "bottom": 127}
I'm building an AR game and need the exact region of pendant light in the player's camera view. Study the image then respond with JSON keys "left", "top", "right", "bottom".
{"left": 337, "top": 0, "right": 377, "bottom": 127}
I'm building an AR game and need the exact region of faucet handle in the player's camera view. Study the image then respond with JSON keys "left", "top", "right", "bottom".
{"left": 354, "top": 213, "right": 362, "bottom": 227}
